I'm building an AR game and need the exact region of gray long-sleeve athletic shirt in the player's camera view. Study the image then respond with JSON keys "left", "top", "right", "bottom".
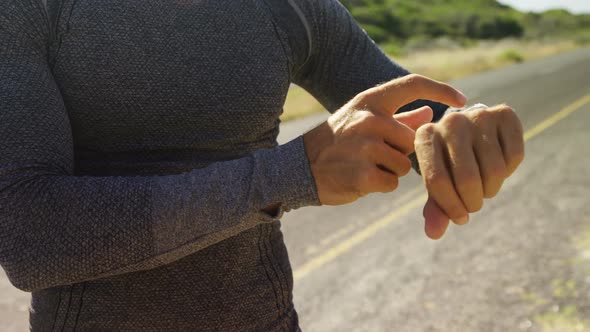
{"left": 0, "top": 0, "right": 448, "bottom": 330}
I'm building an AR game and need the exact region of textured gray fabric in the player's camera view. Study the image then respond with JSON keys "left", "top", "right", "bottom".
{"left": 0, "top": 0, "right": 447, "bottom": 330}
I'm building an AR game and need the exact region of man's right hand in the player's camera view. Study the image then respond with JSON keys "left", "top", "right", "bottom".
{"left": 303, "top": 74, "right": 467, "bottom": 206}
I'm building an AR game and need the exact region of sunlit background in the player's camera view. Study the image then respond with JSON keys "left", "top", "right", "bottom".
{"left": 499, "top": 0, "right": 590, "bottom": 14}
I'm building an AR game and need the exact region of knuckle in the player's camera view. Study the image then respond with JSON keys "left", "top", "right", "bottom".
{"left": 345, "top": 123, "right": 363, "bottom": 136}
{"left": 347, "top": 112, "right": 374, "bottom": 133}
{"left": 443, "top": 111, "right": 468, "bottom": 128}
{"left": 416, "top": 123, "right": 437, "bottom": 139}
{"left": 424, "top": 172, "right": 447, "bottom": 191}
{"left": 397, "top": 74, "right": 426, "bottom": 93}
{"left": 361, "top": 112, "right": 380, "bottom": 127}
{"left": 353, "top": 110, "right": 376, "bottom": 127}
{"left": 471, "top": 109, "right": 492, "bottom": 125}
{"left": 404, "top": 73, "right": 425, "bottom": 85}
{"left": 499, "top": 106, "right": 523, "bottom": 130}
{"left": 496, "top": 105, "right": 518, "bottom": 121}
{"left": 353, "top": 91, "right": 372, "bottom": 107}
{"left": 496, "top": 104, "right": 515, "bottom": 115}
{"left": 420, "top": 122, "right": 437, "bottom": 132}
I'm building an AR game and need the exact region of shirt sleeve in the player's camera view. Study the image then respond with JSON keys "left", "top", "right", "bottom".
{"left": 279, "top": 0, "right": 449, "bottom": 119}
{"left": 0, "top": 1, "right": 318, "bottom": 292}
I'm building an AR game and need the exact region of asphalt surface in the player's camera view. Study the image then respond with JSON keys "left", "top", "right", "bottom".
{"left": 1, "top": 47, "right": 590, "bottom": 331}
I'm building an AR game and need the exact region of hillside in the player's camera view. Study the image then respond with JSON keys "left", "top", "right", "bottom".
{"left": 340, "top": 0, "right": 590, "bottom": 54}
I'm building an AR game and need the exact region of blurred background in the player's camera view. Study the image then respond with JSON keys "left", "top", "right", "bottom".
{"left": 2, "top": 1, "right": 590, "bottom": 331}
{"left": 282, "top": 0, "right": 590, "bottom": 121}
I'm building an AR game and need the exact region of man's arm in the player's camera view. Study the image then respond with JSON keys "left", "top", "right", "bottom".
{"left": 0, "top": 0, "right": 319, "bottom": 291}
{"left": 286, "top": 0, "right": 449, "bottom": 119}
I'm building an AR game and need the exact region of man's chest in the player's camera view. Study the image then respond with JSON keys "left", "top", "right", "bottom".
{"left": 46, "top": 0, "right": 291, "bottom": 151}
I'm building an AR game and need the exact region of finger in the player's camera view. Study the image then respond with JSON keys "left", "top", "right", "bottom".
{"left": 364, "top": 74, "right": 467, "bottom": 115}
{"left": 423, "top": 195, "right": 450, "bottom": 240}
{"left": 393, "top": 106, "right": 433, "bottom": 131}
{"left": 368, "top": 142, "right": 412, "bottom": 176}
{"left": 473, "top": 126, "right": 507, "bottom": 198}
{"left": 364, "top": 115, "right": 416, "bottom": 155}
{"left": 368, "top": 166, "right": 399, "bottom": 193}
{"left": 495, "top": 106, "right": 525, "bottom": 176}
{"left": 415, "top": 125, "right": 470, "bottom": 224}
{"left": 442, "top": 121, "right": 484, "bottom": 213}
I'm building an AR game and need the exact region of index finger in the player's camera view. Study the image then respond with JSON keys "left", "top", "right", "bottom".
{"left": 364, "top": 74, "right": 467, "bottom": 115}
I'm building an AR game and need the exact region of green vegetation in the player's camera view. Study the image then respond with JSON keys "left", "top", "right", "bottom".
{"left": 339, "top": 0, "right": 590, "bottom": 54}
{"left": 522, "top": 278, "right": 590, "bottom": 332}
{"left": 535, "top": 305, "right": 589, "bottom": 332}
{"left": 520, "top": 223, "right": 590, "bottom": 332}
{"left": 498, "top": 49, "right": 524, "bottom": 63}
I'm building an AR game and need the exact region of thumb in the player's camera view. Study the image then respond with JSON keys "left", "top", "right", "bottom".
{"left": 423, "top": 194, "right": 450, "bottom": 240}
{"left": 393, "top": 106, "right": 433, "bottom": 131}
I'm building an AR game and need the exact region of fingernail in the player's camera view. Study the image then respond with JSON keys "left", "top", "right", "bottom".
{"left": 454, "top": 216, "right": 469, "bottom": 225}
{"left": 457, "top": 91, "right": 467, "bottom": 104}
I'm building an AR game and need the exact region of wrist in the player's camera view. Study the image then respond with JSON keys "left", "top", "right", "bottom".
{"left": 253, "top": 136, "right": 321, "bottom": 214}
{"left": 303, "top": 122, "right": 332, "bottom": 164}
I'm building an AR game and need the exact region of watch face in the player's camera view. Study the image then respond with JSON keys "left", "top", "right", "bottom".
{"left": 464, "top": 103, "right": 489, "bottom": 112}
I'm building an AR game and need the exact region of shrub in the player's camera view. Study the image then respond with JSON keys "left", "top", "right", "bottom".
{"left": 499, "top": 49, "right": 525, "bottom": 63}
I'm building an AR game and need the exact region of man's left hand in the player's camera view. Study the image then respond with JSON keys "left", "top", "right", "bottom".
{"left": 414, "top": 104, "right": 525, "bottom": 239}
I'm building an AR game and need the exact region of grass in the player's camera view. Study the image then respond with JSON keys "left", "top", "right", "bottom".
{"left": 281, "top": 39, "right": 582, "bottom": 122}
{"left": 535, "top": 305, "right": 590, "bottom": 332}
{"left": 499, "top": 49, "right": 525, "bottom": 63}
{"left": 521, "top": 276, "right": 590, "bottom": 332}
{"left": 520, "top": 220, "right": 590, "bottom": 332}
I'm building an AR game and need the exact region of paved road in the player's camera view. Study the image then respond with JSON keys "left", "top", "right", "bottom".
{"left": 1, "top": 47, "right": 589, "bottom": 331}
